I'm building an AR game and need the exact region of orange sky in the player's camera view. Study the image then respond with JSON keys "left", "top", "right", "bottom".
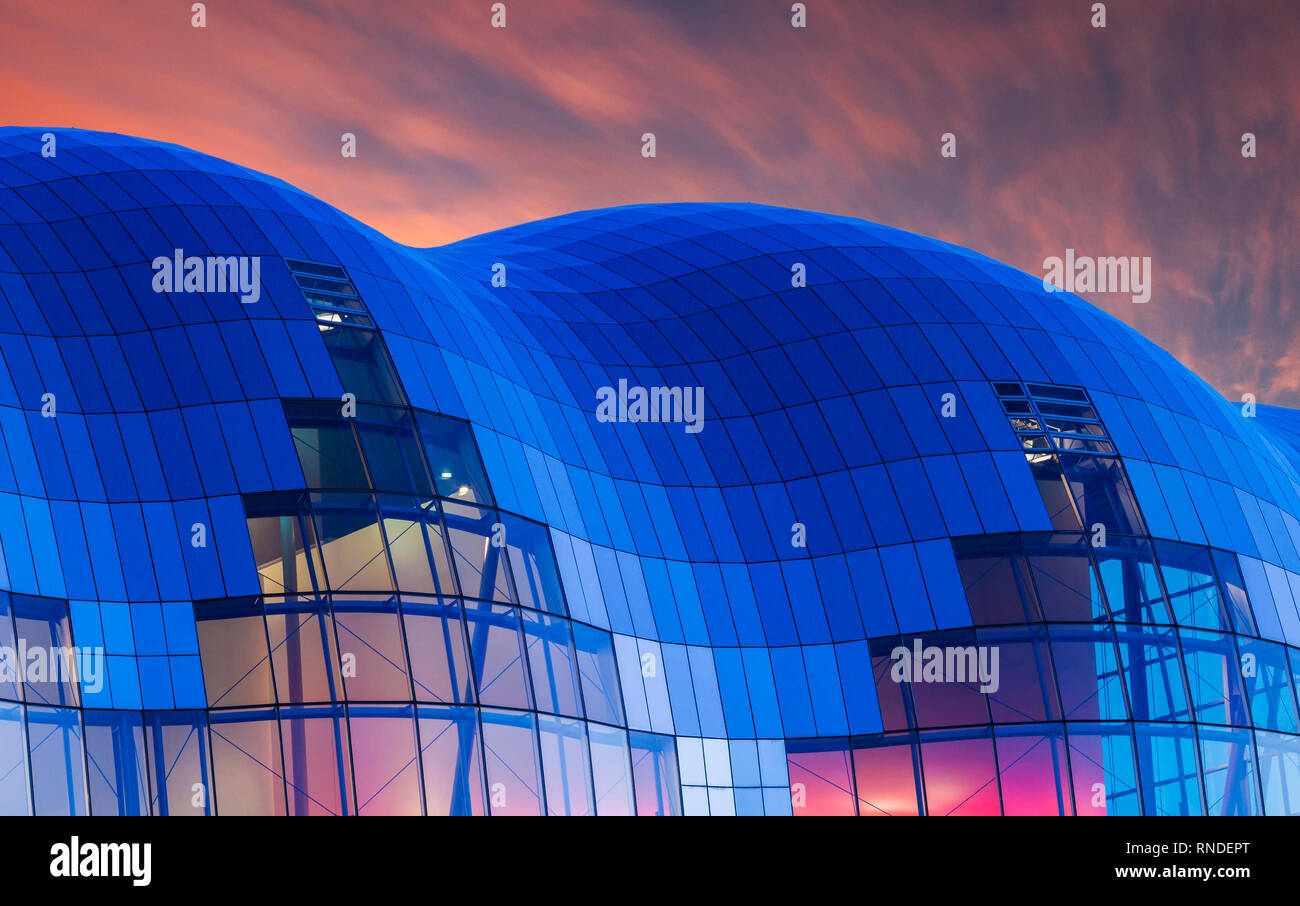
{"left": 1, "top": 0, "right": 1297, "bottom": 404}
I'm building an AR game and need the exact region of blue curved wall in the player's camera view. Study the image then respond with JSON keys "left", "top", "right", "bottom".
{"left": 1, "top": 127, "right": 1299, "bottom": 815}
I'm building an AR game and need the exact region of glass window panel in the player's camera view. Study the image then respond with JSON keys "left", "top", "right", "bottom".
{"left": 1034, "top": 400, "right": 1097, "bottom": 421}
{"left": 84, "top": 710, "right": 149, "bottom": 816}
{"left": 629, "top": 730, "right": 681, "bottom": 816}
{"left": 977, "top": 625, "right": 1061, "bottom": 723}
{"left": 209, "top": 709, "right": 286, "bottom": 816}
{"left": 415, "top": 411, "right": 493, "bottom": 504}
{"left": 1027, "top": 383, "right": 1091, "bottom": 404}
{"left": 1156, "top": 541, "right": 1230, "bottom": 630}
{"left": 315, "top": 308, "right": 373, "bottom": 328}
{"left": 588, "top": 723, "right": 634, "bottom": 816}
{"left": 27, "top": 705, "right": 86, "bottom": 816}
{"left": 1047, "top": 623, "right": 1128, "bottom": 721}
{"left": 1026, "top": 452, "right": 1083, "bottom": 531}
{"left": 1134, "top": 723, "right": 1202, "bottom": 816}
{"left": 1023, "top": 533, "right": 1108, "bottom": 622}
{"left": 264, "top": 596, "right": 342, "bottom": 704}
{"left": 787, "top": 738, "right": 855, "bottom": 816}
{"left": 1115, "top": 624, "right": 1191, "bottom": 722}
{"left": 572, "top": 623, "right": 624, "bottom": 726}
{"left": 443, "top": 502, "right": 514, "bottom": 602}
{"left": 0, "top": 702, "right": 29, "bottom": 815}
{"left": 851, "top": 733, "right": 922, "bottom": 816}
{"left": 481, "top": 708, "right": 543, "bottom": 816}
{"left": 332, "top": 598, "right": 411, "bottom": 701}
{"left": 1255, "top": 729, "right": 1300, "bottom": 816}
{"left": 320, "top": 325, "right": 408, "bottom": 406}
{"left": 1043, "top": 417, "right": 1107, "bottom": 437}
{"left": 312, "top": 492, "right": 394, "bottom": 593}
{"left": 522, "top": 609, "right": 582, "bottom": 718}
{"left": 1066, "top": 723, "right": 1140, "bottom": 815}
{"left": 147, "top": 711, "right": 214, "bottom": 816}
{"left": 245, "top": 492, "right": 325, "bottom": 595}
{"left": 289, "top": 266, "right": 354, "bottom": 291}
{"left": 918, "top": 728, "right": 1001, "bottom": 816}
{"left": 284, "top": 399, "right": 369, "bottom": 490}
{"left": 12, "top": 595, "right": 80, "bottom": 707}
{"left": 1211, "top": 548, "right": 1258, "bottom": 636}
{"left": 1053, "top": 437, "right": 1114, "bottom": 454}
{"left": 1058, "top": 453, "right": 1146, "bottom": 535}
{"left": 994, "top": 724, "right": 1072, "bottom": 816}
{"left": 537, "top": 714, "right": 594, "bottom": 816}
{"left": 347, "top": 704, "right": 422, "bottom": 815}
{"left": 377, "top": 495, "right": 457, "bottom": 596}
{"left": 356, "top": 405, "right": 431, "bottom": 495}
{"left": 194, "top": 597, "right": 275, "bottom": 707}
{"left": 1095, "top": 537, "right": 1170, "bottom": 624}
{"left": 1291, "top": 647, "right": 1300, "bottom": 712}
{"left": 902, "top": 630, "right": 992, "bottom": 729}
{"left": 0, "top": 594, "right": 20, "bottom": 702}
{"left": 417, "top": 704, "right": 485, "bottom": 816}
{"left": 1238, "top": 637, "right": 1298, "bottom": 733}
{"left": 464, "top": 601, "right": 530, "bottom": 709}
{"left": 1179, "top": 628, "right": 1249, "bottom": 727}
{"left": 870, "top": 636, "right": 916, "bottom": 732}
{"left": 402, "top": 597, "right": 474, "bottom": 704}
{"left": 952, "top": 535, "right": 1042, "bottom": 626}
{"left": 1198, "top": 725, "right": 1262, "bottom": 816}
{"left": 502, "top": 515, "right": 566, "bottom": 615}
{"left": 281, "top": 704, "right": 353, "bottom": 816}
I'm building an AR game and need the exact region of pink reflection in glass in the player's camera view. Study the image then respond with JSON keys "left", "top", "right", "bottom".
{"left": 994, "top": 729, "right": 1071, "bottom": 816}
{"left": 282, "top": 709, "right": 353, "bottom": 816}
{"left": 348, "top": 708, "right": 422, "bottom": 815}
{"left": 788, "top": 744, "right": 855, "bottom": 816}
{"left": 853, "top": 737, "right": 921, "bottom": 816}
{"left": 920, "top": 733, "right": 1002, "bottom": 816}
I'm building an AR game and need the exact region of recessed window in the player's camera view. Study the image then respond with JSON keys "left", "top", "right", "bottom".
{"left": 193, "top": 597, "right": 274, "bottom": 708}
{"left": 286, "top": 259, "right": 370, "bottom": 325}
{"left": 321, "top": 326, "right": 408, "bottom": 407}
{"left": 415, "top": 411, "right": 494, "bottom": 505}
{"left": 245, "top": 492, "right": 326, "bottom": 596}
{"left": 12, "top": 596, "right": 80, "bottom": 708}
{"left": 285, "top": 400, "right": 369, "bottom": 491}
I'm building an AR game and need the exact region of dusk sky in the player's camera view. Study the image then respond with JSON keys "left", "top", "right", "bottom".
{"left": 1, "top": 0, "right": 1296, "bottom": 405}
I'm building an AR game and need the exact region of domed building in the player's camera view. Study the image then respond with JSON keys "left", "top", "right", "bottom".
{"left": 0, "top": 127, "right": 1297, "bottom": 815}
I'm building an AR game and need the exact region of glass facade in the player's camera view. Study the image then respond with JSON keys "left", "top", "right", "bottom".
{"left": 1, "top": 127, "right": 1300, "bottom": 814}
